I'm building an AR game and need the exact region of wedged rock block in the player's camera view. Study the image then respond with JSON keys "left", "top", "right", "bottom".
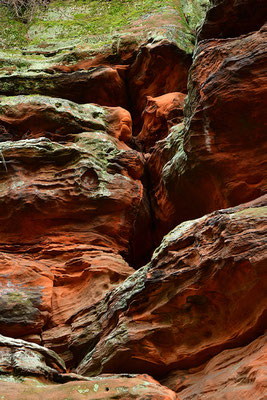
{"left": 128, "top": 39, "right": 191, "bottom": 131}
{"left": 137, "top": 92, "right": 186, "bottom": 152}
{"left": 147, "top": 25, "right": 267, "bottom": 241}
{"left": 69, "top": 196, "right": 267, "bottom": 377}
{"left": 161, "top": 334, "right": 267, "bottom": 400}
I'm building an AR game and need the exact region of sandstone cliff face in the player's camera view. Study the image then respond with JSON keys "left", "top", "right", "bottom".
{"left": 0, "top": 0, "right": 266, "bottom": 399}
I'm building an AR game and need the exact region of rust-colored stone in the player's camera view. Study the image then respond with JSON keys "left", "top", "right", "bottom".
{"left": 147, "top": 26, "right": 267, "bottom": 242}
{"left": 0, "top": 374, "right": 179, "bottom": 400}
{"left": 161, "top": 334, "right": 267, "bottom": 400}
{"left": 0, "top": 97, "right": 151, "bottom": 362}
{"left": 128, "top": 39, "right": 191, "bottom": 132}
{"left": 0, "top": 95, "right": 132, "bottom": 142}
{"left": 137, "top": 92, "right": 186, "bottom": 152}
{"left": 0, "top": 67, "right": 128, "bottom": 107}
{"left": 198, "top": 0, "right": 267, "bottom": 40}
{"left": 70, "top": 197, "right": 267, "bottom": 377}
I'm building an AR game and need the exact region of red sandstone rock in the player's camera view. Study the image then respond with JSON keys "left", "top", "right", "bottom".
{"left": 0, "top": 95, "right": 132, "bottom": 142}
{"left": 0, "top": 2, "right": 265, "bottom": 398}
{"left": 0, "top": 335, "right": 178, "bottom": 398}
{"left": 161, "top": 334, "right": 267, "bottom": 400}
{"left": 105, "top": 106, "right": 132, "bottom": 142}
{"left": 128, "top": 39, "right": 191, "bottom": 132}
{"left": 0, "top": 334, "right": 66, "bottom": 377}
{"left": 0, "top": 98, "right": 152, "bottom": 362}
{"left": 0, "top": 374, "right": 179, "bottom": 399}
{"left": 147, "top": 25, "right": 267, "bottom": 242}
{"left": 69, "top": 196, "right": 267, "bottom": 377}
{"left": 0, "top": 66, "right": 128, "bottom": 107}
{"left": 198, "top": 0, "right": 267, "bottom": 40}
{"left": 137, "top": 92, "right": 186, "bottom": 152}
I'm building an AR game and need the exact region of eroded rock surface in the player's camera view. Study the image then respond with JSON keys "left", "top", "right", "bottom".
{"left": 0, "top": 95, "right": 132, "bottom": 142}
{"left": 70, "top": 197, "right": 267, "bottom": 377}
{"left": 161, "top": 334, "right": 267, "bottom": 400}
{"left": 147, "top": 25, "right": 267, "bottom": 241}
{"left": 137, "top": 92, "right": 186, "bottom": 152}
{"left": 198, "top": 0, "right": 267, "bottom": 40}
{"left": 0, "top": 374, "right": 179, "bottom": 400}
{"left": 0, "top": 0, "right": 266, "bottom": 398}
{"left": 0, "top": 96, "right": 152, "bottom": 363}
{"left": 0, "top": 67, "right": 128, "bottom": 107}
{"left": 129, "top": 39, "right": 191, "bottom": 131}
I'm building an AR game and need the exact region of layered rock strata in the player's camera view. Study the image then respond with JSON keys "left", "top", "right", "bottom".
{"left": 0, "top": 0, "right": 266, "bottom": 398}
{"left": 146, "top": 23, "right": 267, "bottom": 242}
{"left": 73, "top": 196, "right": 267, "bottom": 377}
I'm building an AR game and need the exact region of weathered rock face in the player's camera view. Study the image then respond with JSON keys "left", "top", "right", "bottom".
{"left": 0, "top": 95, "right": 132, "bottom": 142}
{"left": 198, "top": 0, "right": 267, "bottom": 40}
{"left": 0, "top": 335, "right": 179, "bottom": 399}
{"left": 0, "top": 374, "right": 179, "bottom": 400}
{"left": 70, "top": 197, "right": 267, "bottom": 377}
{"left": 0, "top": 0, "right": 266, "bottom": 398}
{"left": 0, "top": 334, "right": 66, "bottom": 378}
{"left": 129, "top": 40, "right": 191, "bottom": 132}
{"left": 0, "top": 95, "right": 152, "bottom": 363}
{"left": 161, "top": 334, "right": 267, "bottom": 400}
{"left": 147, "top": 24, "right": 267, "bottom": 241}
{"left": 137, "top": 92, "right": 186, "bottom": 152}
{"left": 0, "top": 67, "right": 128, "bottom": 107}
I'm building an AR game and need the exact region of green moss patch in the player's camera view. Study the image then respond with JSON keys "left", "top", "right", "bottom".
{"left": 0, "top": 1, "right": 209, "bottom": 53}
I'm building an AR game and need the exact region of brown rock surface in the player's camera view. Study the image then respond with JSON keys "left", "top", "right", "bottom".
{"left": 0, "top": 66, "right": 128, "bottom": 107}
{"left": 161, "top": 334, "right": 267, "bottom": 400}
{"left": 0, "top": 0, "right": 266, "bottom": 398}
{"left": 147, "top": 25, "right": 267, "bottom": 242}
{"left": 137, "top": 92, "right": 186, "bottom": 152}
{"left": 0, "top": 97, "right": 152, "bottom": 362}
{"left": 0, "top": 335, "right": 178, "bottom": 399}
{"left": 0, "top": 95, "right": 132, "bottom": 142}
{"left": 128, "top": 39, "right": 191, "bottom": 132}
{"left": 0, "top": 334, "right": 66, "bottom": 378}
{"left": 70, "top": 196, "right": 267, "bottom": 377}
{"left": 0, "top": 374, "right": 179, "bottom": 400}
{"left": 198, "top": 0, "right": 267, "bottom": 40}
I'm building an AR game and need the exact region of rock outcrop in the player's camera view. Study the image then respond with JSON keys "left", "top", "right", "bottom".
{"left": 198, "top": 0, "right": 267, "bottom": 39}
{"left": 146, "top": 23, "right": 267, "bottom": 242}
{"left": 0, "top": 95, "right": 151, "bottom": 362}
{"left": 161, "top": 334, "right": 267, "bottom": 400}
{"left": 0, "top": 374, "right": 179, "bottom": 400}
{"left": 0, "top": 0, "right": 266, "bottom": 398}
{"left": 137, "top": 92, "right": 186, "bottom": 152}
{"left": 72, "top": 196, "right": 267, "bottom": 377}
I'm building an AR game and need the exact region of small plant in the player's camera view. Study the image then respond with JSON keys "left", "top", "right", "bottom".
{"left": 0, "top": 150, "right": 7, "bottom": 172}
{"left": 0, "top": 0, "right": 49, "bottom": 22}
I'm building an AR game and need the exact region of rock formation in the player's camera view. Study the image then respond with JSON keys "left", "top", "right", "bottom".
{"left": 0, "top": 0, "right": 266, "bottom": 399}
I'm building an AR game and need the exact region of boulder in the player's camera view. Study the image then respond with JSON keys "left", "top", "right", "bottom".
{"left": 128, "top": 39, "right": 191, "bottom": 132}
{"left": 137, "top": 92, "right": 186, "bottom": 152}
{"left": 69, "top": 197, "right": 266, "bottom": 377}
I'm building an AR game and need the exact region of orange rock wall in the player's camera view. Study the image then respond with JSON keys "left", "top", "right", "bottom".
{"left": 0, "top": 0, "right": 266, "bottom": 399}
